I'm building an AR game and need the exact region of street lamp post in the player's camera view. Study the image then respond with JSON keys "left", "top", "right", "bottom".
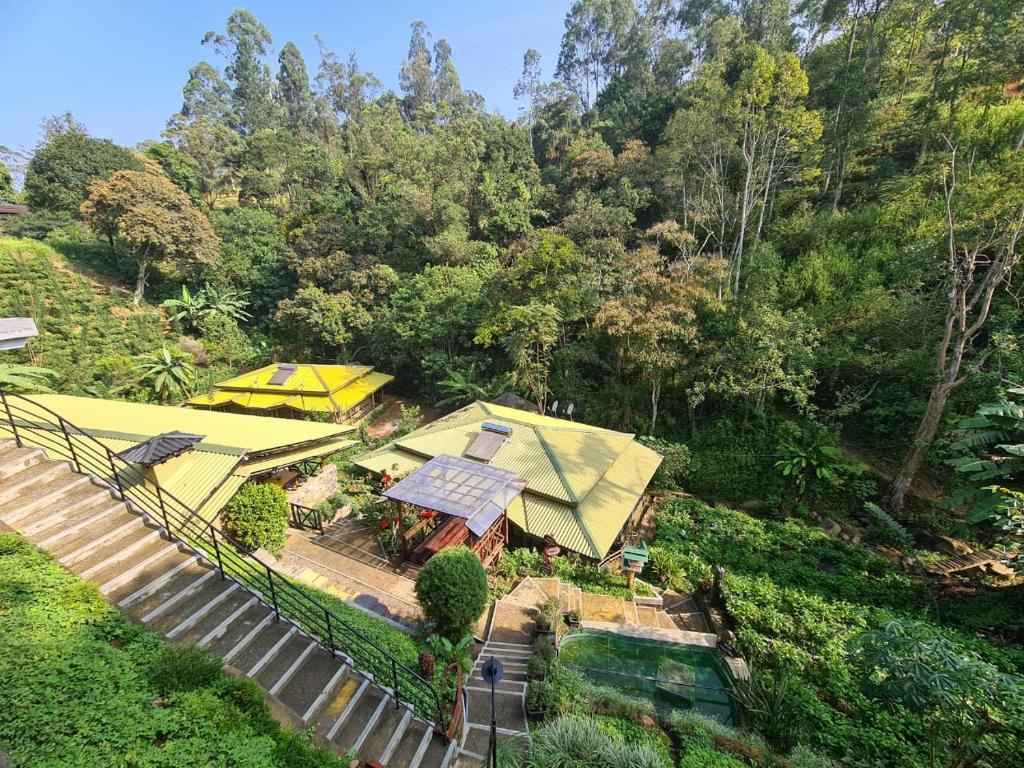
{"left": 481, "top": 655, "right": 504, "bottom": 768}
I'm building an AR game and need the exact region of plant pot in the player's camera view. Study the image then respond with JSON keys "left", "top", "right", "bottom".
{"left": 534, "top": 624, "right": 554, "bottom": 639}
{"left": 564, "top": 612, "right": 580, "bottom": 628}
{"left": 526, "top": 706, "right": 548, "bottom": 722}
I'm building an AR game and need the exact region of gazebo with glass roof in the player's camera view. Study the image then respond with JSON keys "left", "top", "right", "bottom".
{"left": 383, "top": 453, "right": 525, "bottom": 567}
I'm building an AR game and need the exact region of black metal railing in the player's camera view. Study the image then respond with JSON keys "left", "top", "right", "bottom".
{"left": 288, "top": 502, "right": 325, "bottom": 535}
{"left": 0, "top": 391, "right": 446, "bottom": 731}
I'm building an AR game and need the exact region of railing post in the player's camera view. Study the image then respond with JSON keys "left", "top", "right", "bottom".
{"left": 317, "top": 509, "right": 325, "bottom": 536}
{"left": 267, "top": 565, "right": 280, "bottom": 620}
{"left": 392, "top": 658, "right": 400, "bottom": 709}
{"left": 57, "top": 416, "right": 81, "bottom": 472}
{"left": 155, "top": 485, "right": 172, "bottom": 535}
{"left": 325, "top": 610, "right": 335, "bottom": 651}
{"left": 209, "top": 524, "right": 225, "bottom": 579}
{"left": 2, "top": 393, "right": 21, "bottom": 448}
{"left": 105, "top": 447, "right": 125, "bottom": 500}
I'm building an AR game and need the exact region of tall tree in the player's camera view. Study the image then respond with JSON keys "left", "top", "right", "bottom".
{"left": 277, "top": 42, "right": 315, "bottom": 138}
{"left": 884, "top": 145, "right": 1024, "bottom": 511}
{"left": 80, "top": 170, "right": 219, "bottom": 306}
{"left": 514, "top": 48, "right": 544, "bottom": 150}
{"left": 315, "top": 38, "right": 381, "bottom": 126}
{"left": 24, "top": 127, "right": 142, "bottom": 215}
{"left": 399, "top": 21, "right": 434, "bottom": 118}
{"left": 476, "top": 303, "right": 562, "bottom": 412}
{"left": 556, "top": 0, "right": 636, "bottom": 111}
{"left": 203, "top": 9, "right": 277, "bottom": 135}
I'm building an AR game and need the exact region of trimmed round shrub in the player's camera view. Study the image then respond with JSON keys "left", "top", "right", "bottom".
{"left": 414, "top": 545, "right": 488, "bottom": 641}
{"left": 222, "top": 482, "right": 289, "bottom": 556}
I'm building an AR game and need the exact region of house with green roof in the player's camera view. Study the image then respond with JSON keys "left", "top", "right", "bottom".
{"left": 354, "top": 401, "right": 662, "bottom": 560}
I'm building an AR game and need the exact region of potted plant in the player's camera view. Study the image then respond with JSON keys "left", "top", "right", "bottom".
{"left": 527, "top": 653, "right": 550, "bottom": 681}
{"left": 525, "top": 679, "right": 553, "bottom": 721}
{"left": 565, "top": 608, "right": 581, "bottom": 628}
{"left": 534, "top": 597, "right": 561, "bottom": 639}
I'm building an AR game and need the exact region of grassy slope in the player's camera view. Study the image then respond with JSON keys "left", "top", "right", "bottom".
{"left": 0, "top": 532, "right": 344, "bottom": 768}
{"left": 0, "top": 237, "right": 169, "bottom": 396}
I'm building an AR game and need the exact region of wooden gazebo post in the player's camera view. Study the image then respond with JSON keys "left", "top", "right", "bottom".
{"left": 395, "top": 501, "right": 408, "bottom": 557}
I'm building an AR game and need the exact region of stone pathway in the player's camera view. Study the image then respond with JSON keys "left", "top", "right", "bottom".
{"left": 278, "top": 530, "right": 423, "bottom": 629}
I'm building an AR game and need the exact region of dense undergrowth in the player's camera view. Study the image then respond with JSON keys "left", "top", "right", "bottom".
{"left": 0, "top": 533, "right": 344, "bottom": 767}
{"left": 649, "top": 499, "right": 1024, "bottom": 766}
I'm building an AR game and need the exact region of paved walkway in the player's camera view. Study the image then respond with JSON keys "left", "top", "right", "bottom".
{"left": 277, "top": 531, "right": 423, "bottom": 629}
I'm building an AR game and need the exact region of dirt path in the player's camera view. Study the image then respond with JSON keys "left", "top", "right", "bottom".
{"left": 366, "top": 396, "right": 441, "bottom": 441}
{"left": 839, "top": 437, "right": 945, "bottom": 504}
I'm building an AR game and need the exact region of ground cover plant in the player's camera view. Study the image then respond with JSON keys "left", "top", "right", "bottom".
{"left": 651, "top": 498, "right": 1024, "bottom": 765}
{"left": 0, "top": 532, "right": 344, "bottom": 767}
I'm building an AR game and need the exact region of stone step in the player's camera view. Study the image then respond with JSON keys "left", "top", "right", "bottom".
{"left": 329, "top": 684, "right": 388, "bottom": 751}
{"left": 166, "top": 582, "right": 242, "bottom": 640}
{"left": 297, "top": 660, "right": 350, "bottom": 723}
{"left": 26, "top": 494, "right": 120, "bottom": 541}
{"left": 1, "top": 472, "right": 90, "bottom": 524}
{"left": 0, "top": 445, "right": 46, "bottom": 481}
{"left": 317, "top": 675, "right": 371, "bottom": 741}
{"left": 379, "top": 708, "right": 416, "bottom": 765}
{"left": 79, "top": 527, "right": 166, "bottom": 581}
{"left": 243, "top": 624, "right": 299, "bottom": 678}
{"left": 0, "top": 459, "right": 67, "bottom": 502}
{"left": 114, "top": 556, "right": 206, "bottom": 612}
{"left": 57, "top": 515, "right": 149, "bottom": 567}
{"left": 136, "top": 569, "right": 220, "bottom": 628}
{"left": 10, "top": 480, "right": 112, "bottom": 535}
{"left": 97, "top": 540, "right": 184, "bottom": 596}
{"left": 356, "top": 695, "right": 409, "bottom": 760}
{"left": 389, "top": 718, "right": 433, "bottom": 768}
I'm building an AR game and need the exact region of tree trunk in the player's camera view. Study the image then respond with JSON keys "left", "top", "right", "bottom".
{"left": 650, "top": 377, "right": 661, "bottom": 432}
{"left": 133, "top": 259, "right": 149, "bottom": 308}
{"left": 883, "top": 380, "right": 952, "bottom": 511}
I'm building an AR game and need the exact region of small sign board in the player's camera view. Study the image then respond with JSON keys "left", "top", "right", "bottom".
{"left": 623, "top": 542, "right": 650, "bottom": 564}
{"left": 622, "top": 558, "right": 644, "bottom": 574}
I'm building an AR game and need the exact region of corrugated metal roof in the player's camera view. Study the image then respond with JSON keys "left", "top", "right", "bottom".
{"left": 236, "top": 436, "right": 356, "bottom": 476}
{"left": 354, "top": 402, "right": 663, "bottom": 559}
{"left": 186, "top": 364, "right": 392, "bottom": 417}
{"left": 30, "top": 394, "right": 353, "bottom": 453}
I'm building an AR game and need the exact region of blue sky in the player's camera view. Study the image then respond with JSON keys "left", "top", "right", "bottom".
{"left": 0, "top": 0, "right": 568, "bottom": 155}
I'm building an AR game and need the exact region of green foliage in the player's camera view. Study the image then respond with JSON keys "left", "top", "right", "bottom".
{"left": 0, "top": 533, "right": 345, "bottom": 767}
{"left": 0, "top": 238, "right": 172, "bottom": 398}
{"left": 653, "top": 497, "right": 1024, "bottom": 763}
{"left": 529, "top": 715, "right": 670, "bottom": 768}
{"left": 222, "top": 482, "right": 289, "bottom": 556}
{"left": 148, "top": 644, "right": 223, "bottom": 695}
{"left": 135, "top": 345, "right": 198, "bottom": 402}
{"left": 639, "top": 436, "right": 690, "bottom": 490}
{"left": 0, "top": 363, "right": 59, "bottom": 393}
{"left": 24, "top": 127, "right": 143, "bottom": 214}
{"left": 490, "top": 547, "right": 640, "bottom": 600}
{"left": 414, "top": 545, "right": 488, "bottom": 641}
{"left": 861, "top": 501, "right": 914, "bottom": 550}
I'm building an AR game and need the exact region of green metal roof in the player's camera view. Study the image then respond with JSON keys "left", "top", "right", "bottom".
{"left": 355, "top": 401, "right": 662, "bottom": 558}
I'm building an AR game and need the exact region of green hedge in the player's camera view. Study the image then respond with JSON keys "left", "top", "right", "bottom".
{"left": 0, "top": 533, "right": 344, "bottom": 767}
{"left": 223, "top": 482, "right": 289, "bottom": 556}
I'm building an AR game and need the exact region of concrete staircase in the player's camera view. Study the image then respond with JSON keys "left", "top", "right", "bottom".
{"left": 0, "top": 440, "right": 456, "bottom": 768}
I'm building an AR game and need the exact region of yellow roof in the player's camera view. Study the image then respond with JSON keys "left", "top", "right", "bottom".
{"left": 12, "top": 394, "right": 357, "bottom": 521}
{"left": 354, "top": 401, "right": 662, "bottom": 558}
{"left": 215, "top": 363, "right": 373, "bottom": 394}
{"left": 186, "top": 363, "right": 393, "bottom": 417}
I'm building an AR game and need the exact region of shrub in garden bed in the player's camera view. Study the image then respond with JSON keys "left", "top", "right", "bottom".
{"left": 222, "top": 482, "right": 289, "bottom": 556}
{"left": 529, "top": 715, "right": 670, "bottom": 768}
{"left": 528, "top": 635, "right": 556, "bottom": 680}
{"left": 534, "top": 596, "right": 561, "bottom": 636}
{"left": 415, "top": 545, "right": 489, "bottom": 642}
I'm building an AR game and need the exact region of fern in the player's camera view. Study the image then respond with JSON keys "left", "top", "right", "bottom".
{"left": 863, "top": 502, "right": 914, "bottom": 550}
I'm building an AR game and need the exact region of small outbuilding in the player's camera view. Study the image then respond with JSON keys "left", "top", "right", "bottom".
{"left": 186, "top": 362, "right": 392, "bottom": 424}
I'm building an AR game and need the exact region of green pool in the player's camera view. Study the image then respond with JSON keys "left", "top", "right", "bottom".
{"left": 558, "top": 631, "right": 736, "bottom": 724}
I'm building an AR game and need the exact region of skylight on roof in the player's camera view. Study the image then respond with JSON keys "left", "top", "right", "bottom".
{"left": 268, "top": 363, "right": 297, "bottom": 386}
{"left": 465, "top": 429, "right": 508, "bottom": 462}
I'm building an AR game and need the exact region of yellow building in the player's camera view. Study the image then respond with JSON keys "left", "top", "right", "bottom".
{"left": 186, "top": 363, "right": 393, "bottom": 424}
{"left": 2, "top": 394, "right": 356, "bottom": 521}
{"left": 354, "top": 401, "right": 662, "bottom": 560}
